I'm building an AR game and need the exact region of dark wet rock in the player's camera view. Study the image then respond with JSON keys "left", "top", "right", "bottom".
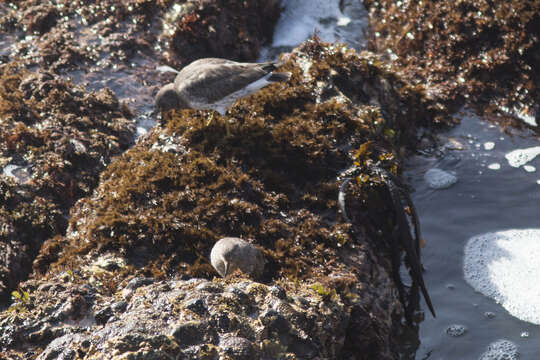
{"left": 224, "top": 286, "right": 249, "bottom": 303}
{"left": 0, "top": 274, "right": 389, "bottom": 359}
{"left": 21, "top": 4, "right": 59, "bottom": 35}
{"left": 288, "top": 336, "right": 318, "bottom": 359}
{"left": 268, "top": 285, "right": 286, "bottom": 299}
{"left": 365, "top": 0, "right": 540, "bottom": 126}
{"left": 111, "top": 301, "right": 128, "bottom": 313}
{"left": 171, "top": 320, "right": 216, "bottom": 347}
{"left": 94, "top": 306, "right": 113, "bottom": 325}
{"left": 125, "top": 277, "right": 154, "bottom": 291}
{"left": 210, "top": 313, "right": 231, "bottom": 333}
{"left": 195, "top": 282, "right": 223, "bottom": 293}
{"left": 185, "top": 297, "right": 207, "bottom": 316}
{"left": 218, "top": 335, "right": 255, "bottom": 359}
{"left": 35, "top": 333, "right": 86, "bottom": 360}
{"left": 163, "top": 0, "right": 281, "bottom": 67}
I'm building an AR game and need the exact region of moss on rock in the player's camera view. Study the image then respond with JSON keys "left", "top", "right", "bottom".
{"left": 40, "top": 39, "right": 443, "bottom": 357}
{"left": 0, "top": 63, "right": 134, "bottom": 301}
{"left": 364, "top": 0, "right": 540, "bottom": 125}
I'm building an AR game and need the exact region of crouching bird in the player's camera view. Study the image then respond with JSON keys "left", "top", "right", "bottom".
{"left": 155, "top": 58, "right": 291, "bottom": 134}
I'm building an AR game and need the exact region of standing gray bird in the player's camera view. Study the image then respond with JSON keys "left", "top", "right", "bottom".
{"left": 155, "top": 58, "right": 291, "bottom": 134}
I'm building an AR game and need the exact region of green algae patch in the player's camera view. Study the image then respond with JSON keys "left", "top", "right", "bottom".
{"left": 0, "top": 63, "right": 134, "bottom": 301}
{"left": 364, "top": 0, "right": 540, "bottom": 126}
{"left": 53, "top": 40, "right": 438, "bottom": 290}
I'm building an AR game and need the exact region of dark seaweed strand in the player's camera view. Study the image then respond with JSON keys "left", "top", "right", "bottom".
{"left": 384, "top": 171, "right": 423, "bottom": 262}
{"left": 373, "top": 166, "right": 436, "bottom": 319}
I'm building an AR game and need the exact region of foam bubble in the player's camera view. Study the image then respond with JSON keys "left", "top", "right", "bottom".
{"left": 464, "top": 229, "right": 540, "bottom": 324}
{"left": 484, "top": 311, "right": 496, "bottom": 319}
{"left": 424, "top": 168, "right": 457, "bottom": 189}
{"left": 523, "top": 165, "right": 536, "bottom": 173}
{"left": 478, "top": 339, "right": 519, "bottom": 360}
{"left": 483, "top": 142, "right": 495, "bottom": 150}
{"left": 505, "top": 146, "right": 540, "bottom": 168}
{"left": 446, "top": 324, "right": 467, "bottom": 337}
{"left": 488, "top": 163, "right": 501, "bottom": 170}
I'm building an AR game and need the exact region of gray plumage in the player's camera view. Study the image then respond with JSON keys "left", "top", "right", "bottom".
{"left": 155, "top": 58, "right": 291, "bottom": 115}
{"left": 210, "top": 237, "right": 265, "bottom": 279}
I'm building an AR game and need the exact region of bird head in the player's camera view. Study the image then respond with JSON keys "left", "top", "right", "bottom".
{"left": 155, "top": 83, "right": 188, "bottom": 114}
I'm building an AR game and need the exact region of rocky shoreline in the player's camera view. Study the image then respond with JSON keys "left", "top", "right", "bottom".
{"left": 0, "top": 0, "right": 535, "bottom": 358}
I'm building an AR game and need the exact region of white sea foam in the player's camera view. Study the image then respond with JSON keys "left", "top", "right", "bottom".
{"left": 464, "top": 229, "right": 540, "bottom": 324}
{"left": 424, "top": 168, "right": 457, "bottom": 189}
{"left": 483, "top": 142, "right": 495, "bottom": 150}
{"left": 488, "top": 163, "right": 501, "bottom": 170}
{"left": 505, "top": 146, "right": 540, "bottom": 168}
{"left": 500, "top": 105, "right": 537, "bottom": 127}
{"left": 523, "top": 165, "right": 536, "bottom": 172}
{"left": 272, "top": 0, "right": 367, "bottom": 48}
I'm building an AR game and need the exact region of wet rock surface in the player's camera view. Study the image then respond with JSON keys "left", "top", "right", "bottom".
{"left": 0, "top": 272, "right": 393, "bottom": 360}
{"left": 163, "top": 0, "right": 281, "bottom": 67}
{"left": 364, "top": 0, "right": 540, "bottom": 127}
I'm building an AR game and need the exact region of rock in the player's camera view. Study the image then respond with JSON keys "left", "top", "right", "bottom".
{"left": 218, "top": 335, "right": 255, "bottom": 359}
{"left": 171, "top": 321, "right": 214, "bottom": 348}
{"left": 210, "top": 238, "right": 265, "bottom": 279}
{"left": 185, "top": 297, "right": 208, "bottom": 316}
{"left": 111, "top": 301, "right": 128, "bottom": 313}
{"left": 22, "top": 4, "right": 58, "bottom": 35}
{"left": 94, "top": 306, "right": 113, "bottom": 325}
{"left": 36, "top": 333, "right": 87, "bottom": 360}
{"left": 268, "top": 285, "right": 286, "bottom": 299}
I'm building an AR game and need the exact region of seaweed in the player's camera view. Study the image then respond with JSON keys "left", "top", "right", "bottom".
{"left": 52, "top": 41, "right": 437, "bottom": 303}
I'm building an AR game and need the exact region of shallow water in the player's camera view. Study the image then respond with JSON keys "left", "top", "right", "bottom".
{"left": 405, "top": 110, "right": 540, "bottom": 359}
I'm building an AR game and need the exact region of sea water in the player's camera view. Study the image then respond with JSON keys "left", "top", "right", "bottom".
{"left": 406, "top": 110, "right": 539, "bottom": 359}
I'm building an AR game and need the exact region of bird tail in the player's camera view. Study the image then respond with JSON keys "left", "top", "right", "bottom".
{"left": 268, "top": 72, "right": 291, "bottom": 82}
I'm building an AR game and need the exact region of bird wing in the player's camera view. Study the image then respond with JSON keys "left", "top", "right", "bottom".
{"left": 175, "top": 59, "right": 278, "bottom": 104}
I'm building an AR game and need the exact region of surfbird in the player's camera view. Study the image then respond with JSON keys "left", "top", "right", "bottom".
{"left": 155, "top": 58, "right": 291, "bottom": 133}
